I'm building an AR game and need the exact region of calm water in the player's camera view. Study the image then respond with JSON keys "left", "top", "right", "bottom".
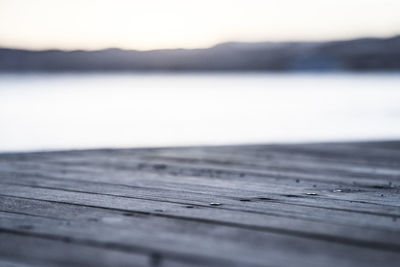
{"left": 1, "top": 72, "right": 400, "bottom": 152}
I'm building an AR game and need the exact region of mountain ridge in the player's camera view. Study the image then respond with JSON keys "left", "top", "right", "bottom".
{"left": 1, "top": 35, "right": 399, "bottom": 71}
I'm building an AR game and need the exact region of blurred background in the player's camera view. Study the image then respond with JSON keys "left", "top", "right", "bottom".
{"left": 0, "top": 0, "right": 399, "bottom": 152}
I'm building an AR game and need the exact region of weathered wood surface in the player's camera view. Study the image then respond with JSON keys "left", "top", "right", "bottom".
{"left": 0, "top": 141, "right": 400, "bottom": 266}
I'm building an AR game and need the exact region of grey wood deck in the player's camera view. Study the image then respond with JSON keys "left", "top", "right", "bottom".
{"left": 0, "top": 141, "right": 400, "bottom": 266}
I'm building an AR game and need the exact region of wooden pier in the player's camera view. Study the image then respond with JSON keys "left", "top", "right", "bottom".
{"left": 1, "top": 141, "right": 400, "bottom": 266}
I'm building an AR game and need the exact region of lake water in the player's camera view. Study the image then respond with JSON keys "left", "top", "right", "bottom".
{"left": 1, "top": 72, "right": 400, "bottom": 152}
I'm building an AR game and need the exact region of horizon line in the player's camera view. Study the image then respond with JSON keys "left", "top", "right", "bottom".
{"left": 1, "top": 33, "right": 399, "bottom": 53}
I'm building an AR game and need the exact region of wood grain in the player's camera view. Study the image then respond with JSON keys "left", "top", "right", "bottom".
{"left": 1, "top": 141, "right": 399, "bottom": 266}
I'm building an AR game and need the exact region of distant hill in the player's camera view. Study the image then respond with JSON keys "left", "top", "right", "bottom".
{"left": 1, "top": 36, "right": 400, "bottom": 71}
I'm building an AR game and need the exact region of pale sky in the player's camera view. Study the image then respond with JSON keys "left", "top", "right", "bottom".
{"left": 0, "top": 0, "right": 399, "bottom": 50}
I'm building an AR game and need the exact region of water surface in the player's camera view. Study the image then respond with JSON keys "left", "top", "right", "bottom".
{"left": 1, "top": 72, "right": 399, "bottom": 152}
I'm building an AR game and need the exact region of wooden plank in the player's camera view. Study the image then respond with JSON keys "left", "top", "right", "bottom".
{"left": 1, "top": 141, "right": 400, "bottom": 266}
{"left": 0, "top": 233, "right": 150, "bottom": 267}
{"left": 0, "top": 176, "right": 399, "bottom": 231}
{"left": 1, "top": 183, "right": 399, "bottom": 252}
{"left": 2, "top": 166, "right": 399, "bottom": 216}
{"left": 0, "top": 259, "right": 39, "bottom": 267}
{"left": 3, "top": 147, "right": 398, "bottom": 190}
{"left": 1, "top": 198, "right": 400, "bottom": 267}
{"left": 4, "top": 151, "right": 399, "bottom": 186}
